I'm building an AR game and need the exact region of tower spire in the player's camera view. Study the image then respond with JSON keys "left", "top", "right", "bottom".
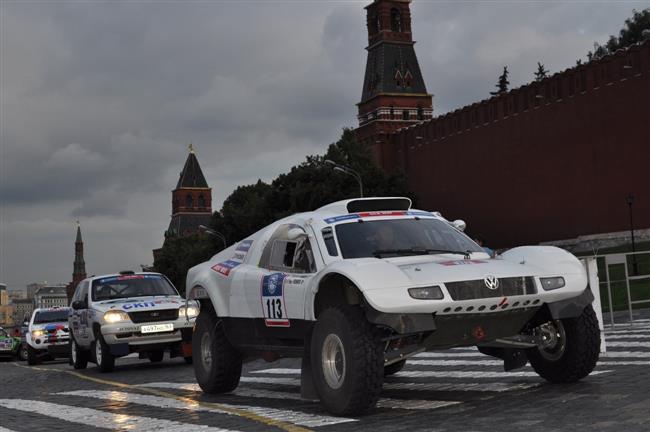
{"left": 67, "top": 221, "right": 87, "bottom": 301}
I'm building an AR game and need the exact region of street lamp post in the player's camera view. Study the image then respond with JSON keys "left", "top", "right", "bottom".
{"left": 626, "top": 193, "right": 638, "bottom": 276}
{"left": 324, "top": 160, "right": 364, "bottom": 198}
{"left": 198, "top": 225, "right": 227, "bottom": 250}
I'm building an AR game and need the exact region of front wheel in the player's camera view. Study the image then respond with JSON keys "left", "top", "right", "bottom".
{"left": 527, "top": 304, "right": 600, "bottom": 383}
{"left": 192, "top": 309, "right": 242, "bottom": 393}
{"left": 19, "top": 345, "right": 28, "bottom": 362}
{"left": 94, "top": 334, "right": 115, "bottom": 373}
{"left": 311, "top": 306, "right": 384, "bottom": 415}
{"left": 70, "top": 338, "right": 88, "bottom": 369}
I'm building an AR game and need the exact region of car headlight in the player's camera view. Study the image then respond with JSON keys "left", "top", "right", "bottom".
{"left": 179, "top": 304, "right": 199, "bottom": 319}
{"left": 103, "top": 310, "right": 130, "bottom": 323}
{"left": 540, "top": 276, "right": 566, "bottom": 291}
{"left": 408, "top": 286, "right": 444, "bottom": 300}
{"left": 31, "top": 330, "right": 45, "bottom": 338}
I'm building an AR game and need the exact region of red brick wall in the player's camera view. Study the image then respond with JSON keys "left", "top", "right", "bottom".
{"left": 377, "top": 42, "right": 650, "bottom": 248}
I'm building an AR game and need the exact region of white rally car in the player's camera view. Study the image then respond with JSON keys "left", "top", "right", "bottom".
{"left": 25, "top": 307, "right": 71, "bottom": 365}
{"left": 68, "top": 271, "right": 198, "bottom": 372}
{"left": 186, "top": 197, "right": 600, "bottom": 415}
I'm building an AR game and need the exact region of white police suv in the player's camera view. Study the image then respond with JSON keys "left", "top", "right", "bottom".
{"left": 69, "top": 271, "right": 198, "bottom": 372}
{"left": 25, "top": 307, "right": 71, "bottom": 365}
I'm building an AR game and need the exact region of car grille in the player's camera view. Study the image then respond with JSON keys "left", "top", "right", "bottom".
{"left": 445, "top": 277, "right": 537, "bottom": 301}
{"left": 128, "top": 309, "right": 179, "bottom": 323}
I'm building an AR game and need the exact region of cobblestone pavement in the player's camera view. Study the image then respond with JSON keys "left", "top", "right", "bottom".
{"left": 1, "top": 313, "right": 649, "bottom": 432}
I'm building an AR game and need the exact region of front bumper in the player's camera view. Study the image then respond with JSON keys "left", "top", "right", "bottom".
{"left": 101, "top": 318, "right": 194, "bottom": 346}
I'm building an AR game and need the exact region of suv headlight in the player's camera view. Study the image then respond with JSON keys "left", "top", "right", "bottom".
{"left": 179, "top": 303, "right": 199, "bottom": 319}
{"left": 103, "top": 310, "right": 130, "bottom": 323}
{"left": 31, "top": 329, "right": 45, "bottom": 338}
{"left": 408, "top": 286, "right": 444, "bottom": 300}
{"left": 540, "top": 276, "right": 565, "bottom": 291}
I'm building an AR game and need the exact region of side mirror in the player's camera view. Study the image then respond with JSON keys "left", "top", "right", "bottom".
{"left": 452, "top": 219, "right": 467, "bottom": 232}
{"left": 72, "top": 300, "right": 87, "bottom": 310}
{"left": 287, "top": 228, "right": 307, "bottom": 241}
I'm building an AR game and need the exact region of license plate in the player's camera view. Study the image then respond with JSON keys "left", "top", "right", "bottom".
{"left": 140, "top": 323, "right": 174, "bottom": 334}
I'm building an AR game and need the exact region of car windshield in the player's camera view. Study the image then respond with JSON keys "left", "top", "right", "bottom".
{"left": 33, "top": 309, "right": 70, "bottom": 324}
{"left": 335, "top": 218, "right": 483, "bottom": 259}
{"left": 91, "top": 274, "right": 178, "bottom": 301}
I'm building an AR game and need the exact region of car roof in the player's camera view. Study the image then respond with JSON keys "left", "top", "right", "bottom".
{"left": 86, "top": 271, "right": 163, "bottom": 282}
{"left": 34, "top": 307, "right": 70, "bottom": 312}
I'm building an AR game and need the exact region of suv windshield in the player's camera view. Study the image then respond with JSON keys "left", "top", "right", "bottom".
{"left": 33, "top": 309, "right": 70, "bottom": 324}
{"left": 335, "top": 218, "right": 483, "bottom": 259}
{"left": 91, "top": 274, "right": 178, "bottom": 301}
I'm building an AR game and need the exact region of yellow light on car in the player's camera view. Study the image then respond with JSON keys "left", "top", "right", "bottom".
{"left": 31, "top": 330, "right": 45, "bottom": 338}
{"left": 103, "top": 310, "right": 130, "bottom": 323}
{"left": 180, "top": 304, "right": 199, "bottom": 319}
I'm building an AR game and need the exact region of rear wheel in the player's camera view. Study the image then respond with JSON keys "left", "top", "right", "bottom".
{"left": 527, "top": 304, "right": 600, "bottom": 383}
{"left": 311, "top": 306, "right": 384, "bottom": 415}
{"left": 70, "top": 338, "right": 89, "bottom": 369}
{"left": 27, "top": 346, "right": 38, "bottom": 365}
{"left": 94, "top": 334, "right": 115, "bottom": 373}
{"left": 148, "top": 350, "right": 165, "bottom": 363}
{"left": 384, "top": 359, "right": 406, "bottom": 376}
{"left": 193, "top": 309, "right": 242, "bottom": 393}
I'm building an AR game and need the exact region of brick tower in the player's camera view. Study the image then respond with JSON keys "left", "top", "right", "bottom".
{"left": 66, "top": 222, "right": 87, "bottom": 302}
{"left": 166, "top": 144, "right": 212, "bottom": 237}
{"left": 355, "top": 0, "right": 433, "bottom": 161}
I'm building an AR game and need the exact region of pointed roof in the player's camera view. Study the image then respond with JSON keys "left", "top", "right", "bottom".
{"left": 176, "top": 146, "right": 209, "bottom": 189}
{"left": 75, "top": 222, "right": 83, "bottom": 243}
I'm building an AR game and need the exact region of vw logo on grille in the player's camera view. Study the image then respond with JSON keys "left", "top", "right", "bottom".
{"left": 484, "top": 275, "right": 500, "bottom": 290}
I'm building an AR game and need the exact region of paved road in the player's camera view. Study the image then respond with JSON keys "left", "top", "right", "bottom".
{"left": 1, "top": 318, "right": 650, "bottom": 432}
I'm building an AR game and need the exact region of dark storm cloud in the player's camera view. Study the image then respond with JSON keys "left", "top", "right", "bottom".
{"left": 1, "top": 0, "right": 645, "bottom": 287}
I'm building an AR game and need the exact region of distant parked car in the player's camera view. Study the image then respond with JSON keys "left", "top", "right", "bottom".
{"left": 0, "top": 327, "right": 21, "bottom": 360}
{"left": 25, "top": 308, "right": 71, "bottom": 365}
{"left": 69, "top": 271, "right": 197, "bottom": 372}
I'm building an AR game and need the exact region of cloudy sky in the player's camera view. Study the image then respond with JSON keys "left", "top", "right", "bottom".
{"left": 1, "top": 0, "right": 646, "bottom": 289}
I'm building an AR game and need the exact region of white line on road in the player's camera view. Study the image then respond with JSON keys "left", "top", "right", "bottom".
{"left": 56, "top": 390, "right": 355, "bottom": 428}
{"left": 0, "top": 427, "right": 18, "bottom": 432}
{"left": 250, "top": 368, "right": 612, "bottom": 378}
{"left": 602, "top": 334, "right": 650, "bottom": 339}
{"left": 137, "top": 382, "right": 459, "bottom": 411}
{"left": 407, "top": 359, "right": 650, "bottom": 367}
{"left": 602, "top": 351, "right": 650, "bottom": 358}
{"left": 604, "top": 341, "right": 650, "bottom": 348}
{"left": 0, "top": 399, "right": 236, "bottom": 432}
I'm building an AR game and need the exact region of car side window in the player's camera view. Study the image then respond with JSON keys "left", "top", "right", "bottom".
{"left": 260, "top": 224, "right": 316, "bottom": 274}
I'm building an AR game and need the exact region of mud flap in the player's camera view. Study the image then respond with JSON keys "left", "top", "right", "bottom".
{"left": 478, "top": 346, "right": 528, "bottom": 371}
{"left": 300, "top": 332, "right": 318, "bottom": 401}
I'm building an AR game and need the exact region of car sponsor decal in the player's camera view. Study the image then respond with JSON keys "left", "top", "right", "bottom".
{"left": 438, "top": 260, "right": 487, "bottom": 266}
{"left": 211, "top": 259, "right": 242, "bottom": 276}
{"left": 236, "top": 239, "right": 253, "bottom": 253}
{"left": 121, "top": 299, "right": 180, "bottom": 310}
{"left": 260, "top": 273, "right": 290, "bottom": 327}
{"left": 98, "top": 274, "right": 161, "bottom": 284}
{"left": 324, "top": 210, "right": 437, "bottom": 224}
{"left": 188, "top": 286, "right": 209, "bottom": 300}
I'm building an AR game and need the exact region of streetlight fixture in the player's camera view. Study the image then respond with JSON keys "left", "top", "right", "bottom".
{"left": 324, "top": 159, "right": 364, "bottom": 198}
{"left": 626, "top": 193, "right": 638, "bottom": 276}
{"left": 199, "top": 225, "right": 227, "bottom": 250}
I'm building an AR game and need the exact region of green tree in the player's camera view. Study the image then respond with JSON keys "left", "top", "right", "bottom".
{"left": 589, "top": 8, "right": 650, "bottom": 60}
{"left": 534, "top": 62, "right": 548, "bottom": 81}
{"left": 490, "top": 66, "right": 510, "bottom": 96}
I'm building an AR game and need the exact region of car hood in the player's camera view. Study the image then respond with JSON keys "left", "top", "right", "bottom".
{"left": 323, "top": 247, "right": 585, "bottom": 291}
{"left": 31, "top": 322, "right": 69, "bottom": 332}
{"left": 95, "top": 296, "right": 184, "bottom": 313}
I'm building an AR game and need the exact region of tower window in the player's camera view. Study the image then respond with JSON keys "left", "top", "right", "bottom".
{"left": 186, "top": 194, "right": 193, "bottom": 208}
{"left": 390, "top": 8, "right": 402, "bottom": 32}
{"left": 417, "top": 107, "right": 424, "bottom": 120}
{"left": 402, "top": 110, "right": 410, "bottom": 120}
{"left": 369, "top": 14, "right": 379, "bottom": 34}
{"left": 198, "top": 194, "right": 206, "bottom": 208}
{"left": 390, "top": 106, "right": 395, "bottom": 119}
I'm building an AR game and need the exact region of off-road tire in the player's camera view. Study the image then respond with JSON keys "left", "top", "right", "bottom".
{"left": 94, "top": 333, "right": 115, "bottom": 373}
{"left": 148, "top": 350, "right": 165, "bottom": 363}
{"left": 193, "top": 309, "right": 242, "bottom": 393}
{"left": 311, "top": 306, "right": 384, "bottom": 415}
{"left": 70, "top": 338, "right": 89, "bottom": 370}
{"left": 19, "top": 345, "right": 28, "bottom": 362}
{"left": 27, "top": 345, "right": 38, "bottom": 365}
{"left": 384, "top": 359, "right": 406, "bottom": 376}
{"left": 527, "top": 304, "right": 600, "bottom": 383}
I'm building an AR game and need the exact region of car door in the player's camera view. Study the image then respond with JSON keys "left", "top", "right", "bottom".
{"left": 74, "top": 282, "right": 91, "bottom": 347}
{"left": 248, "top": 224, "right": 318, "bottom": 327}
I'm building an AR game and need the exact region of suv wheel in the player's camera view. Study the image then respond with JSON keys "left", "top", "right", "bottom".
{"left": 527, "top": 304, "right": 600, "bottom": 383}
{"left": 19, "top": 345, "right": 28, "bottom": 362}
{"left": 148, "top": 350, "right": 165, "bottom": 363}
{"left": 193, "top": 309, "right": 242, "bottom": 393}
{"left": 94, "top": 333, "right": 115, "bottom": 373}
{"left": 70, "top": 338, "right": 88, "bottom": 370}
{"left": 27, "top": 345, "right": 38, "bottom": 366}
{"left": 384, "top": 359, "right": 406, "bottom": 376}
{"left": 311, "top": 306, "right": 384, "bottom": 415}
